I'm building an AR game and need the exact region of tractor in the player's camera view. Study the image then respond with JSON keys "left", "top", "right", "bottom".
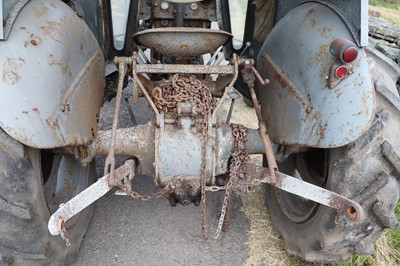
{"left": 0, "top": 0, "right": 399, "bottom": 264}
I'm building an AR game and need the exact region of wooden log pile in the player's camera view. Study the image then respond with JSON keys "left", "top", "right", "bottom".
{"left": 369, "top": 15, "right": 400, "bottom": 66}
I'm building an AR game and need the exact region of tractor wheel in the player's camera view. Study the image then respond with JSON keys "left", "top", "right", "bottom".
{"left": 265, "top": 52, "right": 400, "bottom": 262}
{"left": 0, "top": 131, "right": 95, "bottom": 265}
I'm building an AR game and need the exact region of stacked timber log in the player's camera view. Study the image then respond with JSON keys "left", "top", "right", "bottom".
{"left": 369, "top": 14, "right": 400, "bottom": 66}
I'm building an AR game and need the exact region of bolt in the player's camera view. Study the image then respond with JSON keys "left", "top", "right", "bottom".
{"left": 362, "top": 223, "right": 374, "bottom": 234}
{"left": 190, "top": 3, "right": 198, "bottom": 10}
{"left": 160, "top": 20, "right": 169, "bottom": 27}
{"left": 161, "top": 2, "right": 169, "bottom": 10}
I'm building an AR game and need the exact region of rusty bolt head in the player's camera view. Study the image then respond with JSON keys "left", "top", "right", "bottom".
{"left": 161, "top": 2, "right": 169, "bottom": 10}
{"left": 190, "top": 3, "right": 198, "bottom": 10}
{"left": 160, "top": 20, "right": 169, "bottom": 27}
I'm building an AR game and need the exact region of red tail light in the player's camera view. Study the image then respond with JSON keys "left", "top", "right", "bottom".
{"left": 335, "top": 65, "right": 348, "bottom": 79}
{"left": 330, "top": 38, "right": 358, "bottom": 63}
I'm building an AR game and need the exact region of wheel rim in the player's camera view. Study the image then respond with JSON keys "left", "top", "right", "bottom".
{"left": 40, "top": 151, "right": 89, "bottom": 215}
{"left": 275, "top": 148, "right": 329, "bottom": 224}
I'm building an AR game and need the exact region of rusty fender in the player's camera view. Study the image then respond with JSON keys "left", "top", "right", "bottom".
{"left": 256, "top": 3, "right": 374, "bottom": 148}
{"left": 0, "top": 0, "right": 104, "bottom": 148}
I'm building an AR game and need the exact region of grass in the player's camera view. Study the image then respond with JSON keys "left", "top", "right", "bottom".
{"left": 224, "top": 95, "right": 400, "bottom": 266}
{"left": 369, "top": 0, "right": 400, "bottom": 11}
{"left": 369, "top": 1, "right": 400, "bottom": 27}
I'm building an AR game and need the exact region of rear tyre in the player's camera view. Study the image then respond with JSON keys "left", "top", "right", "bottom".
{"left": 265, "top": 57, "right": 400, "bottom": 262}
{"left": 0, "top": 131, "right": 95, "bottom": 265}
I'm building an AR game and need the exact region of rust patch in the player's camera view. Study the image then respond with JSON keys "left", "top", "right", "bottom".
{"left": 274, "top": 72, "right": 287, "bottom": 88}
{"left": 33, "top": 2, "right": 49, "bottom": 17}
{"left": 336, "top": 90, "right": 343, "bottom": 99}
{"left": 24, "top": 34, "right": 42, "bottom": 47}
{"left": 315, "top": 44, "right": 329, "bottom": 62}
{"left": 318, "top": 27, "right": 332, "bottom": 39}
{"left": 49, "top": 62, "right": 72, "bottom": 77}
{"left": 2, "top": 58, "right": 25, "bottom": 85}
{"left": 310, "top": 19, "right": 317, "bottom": 27}
{"left": 305, "top": 8, "right": 316, "bottom": 17}
{"left": 316, "top": 44, "right": 330, "bottom": 79}
{"left": 40, "top": 21, "right": 62, "bottom": 42}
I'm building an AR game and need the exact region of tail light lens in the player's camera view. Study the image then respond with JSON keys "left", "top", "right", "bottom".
{"left": 335, "top": 65, "right": 348, "bottom": 79}
{"left": 330, "top": 38, "right": 358, "bottom": 63}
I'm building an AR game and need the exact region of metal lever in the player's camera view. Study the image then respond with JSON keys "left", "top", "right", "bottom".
{"left": 243, "top": 163, "right": 364, "bottom": 222}
{"left": 48, "top": 160, "right": 135, "bottom": 246}
{"left": 104, "top": 57, "right": 129, "bottom": 187}
{"left": 240, "top": 60, "right": 279, "bottom": 183}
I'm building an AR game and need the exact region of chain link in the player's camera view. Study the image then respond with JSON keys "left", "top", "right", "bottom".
{"left": 118, "top": 183, "right": 173, "bottom": 201}
{"left": 151, "top": 74, "right": 250, "bottom": 240}
{"left": 152, "top": 74, "right": 217, "bottom": 240}
{"left": 214, "top": 124, "right": 248, "bottom": 239}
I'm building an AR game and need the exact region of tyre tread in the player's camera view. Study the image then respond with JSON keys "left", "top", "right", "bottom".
{"left": 0, "top": 196, "right": 31, "bottom": 219}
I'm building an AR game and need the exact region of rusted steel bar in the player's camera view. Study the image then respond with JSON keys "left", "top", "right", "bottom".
{"left": 104, "top": 57, "right": 128, "bottom": 186}
{"left": 261, "top": 52, "right": 312, "bottom": 113}
{"left": 48, "top": 160, "right": 136, "bottom": 243}
{"left": 243, "top": 163, "right": 364, "bottom": 222}
{"left": 132, "top": 53, "right": 161, "bottom": 126}
{"left": 135, "top": 64, "right": 235, "bottom": 74}
{"left": 249, "top": 86, "right": 278, "bottom": 184}
{"left": 60, "top": 51, "right": 102, "bottom": 112}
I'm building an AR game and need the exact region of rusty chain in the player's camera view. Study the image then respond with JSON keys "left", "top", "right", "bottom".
{"left": 152, "top": 74, "right": 217, "bottom": 240}
{"left": 152, "top": 74, "right": 249, "bottom": 240}
{"left": 118, "top": 183, "right": 174, "bottom": 201}
{"left": 106, "top": 67, "right": 250, "bottom": 239}
{"left": 215, "top": 124, "right": 248, "bottom": 238}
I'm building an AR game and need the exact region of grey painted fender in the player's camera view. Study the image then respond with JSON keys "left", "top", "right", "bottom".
{"left": 257, "top": 2, "right": 374, "bottom": 148}
{"left": 0, "top": 0, "right": 104, "bottom": 148}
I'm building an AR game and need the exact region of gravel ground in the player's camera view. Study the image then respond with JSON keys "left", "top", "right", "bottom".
{"left": 71, "top": 88, "right": 259, "bottom": 266}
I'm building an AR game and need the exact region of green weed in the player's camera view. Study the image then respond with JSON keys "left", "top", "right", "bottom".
{"left": 369, "top": 0, "right": 400, "bottom": 10}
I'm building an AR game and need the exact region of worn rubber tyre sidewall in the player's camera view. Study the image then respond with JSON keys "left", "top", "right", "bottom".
{"left": 0, "top": 146, "right": 95, "bottom": 266}
{"left": 265, "top": 57, "right": 400, "bottom": 262}
{"left": 265, "top": 148, "right": 379, "bottom": 262}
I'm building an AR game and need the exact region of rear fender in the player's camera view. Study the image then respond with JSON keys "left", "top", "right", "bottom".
{"left": 257, "top": 2, "right": 374, "bottom": 148}
{"left": 0, "top": 0, "right": 104, "bottom": 149}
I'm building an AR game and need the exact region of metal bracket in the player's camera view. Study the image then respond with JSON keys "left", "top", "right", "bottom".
{"left": 243, "top": 163, "right": 364, "bottom": 222}
{"left": 48, "top": 160, "right": 135, "bottom": 245}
